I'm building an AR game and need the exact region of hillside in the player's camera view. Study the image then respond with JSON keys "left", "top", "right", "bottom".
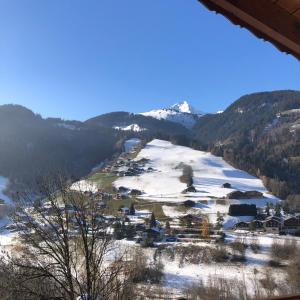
{"left": 193, "top": 90, "right": 300, "bottom": 202}
{"left": 85, "top": 111, "right": 191, "bottom": 136}
{"left": 114, "top": 139, "right": 278, "bottom": 223}
{"left": 0, "top": 105, "right": 122, "bottom": 188}
{"left": 0, "top": 105, "right": 190, "bottom": 192}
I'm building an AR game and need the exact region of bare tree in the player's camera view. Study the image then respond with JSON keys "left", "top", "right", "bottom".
{"left": 6, "top": 175, "right": 131, "bottom": 300}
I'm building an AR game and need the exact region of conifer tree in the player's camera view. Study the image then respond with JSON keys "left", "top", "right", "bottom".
{"left": 150, "top": 213, "right": 157, "bottom": 228}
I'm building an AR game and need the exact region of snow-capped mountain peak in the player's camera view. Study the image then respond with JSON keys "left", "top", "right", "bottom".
{"left": 140, "top": 101, "right": 204, "bottom": 129}
{"left": 170, "top": 101, "right": 201, "bottom": 114}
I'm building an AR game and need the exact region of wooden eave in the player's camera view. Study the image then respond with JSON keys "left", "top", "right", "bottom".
{"left": 198, "top": 0, "right": 300, "bottom": 60}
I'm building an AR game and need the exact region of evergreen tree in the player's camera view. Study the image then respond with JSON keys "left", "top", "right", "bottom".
{"left": 216, "top": 211, "right": 224, "bottom": 229}
{"left": 150, "top": 213, "right": 157, "bottom": 228}
{"left": 129, "top": 203, "right": 135, "bottom": 215}
{"left": 275, "top": 203, "right": 282, "bottom": 216}
{"left": 265, "top": 202, "right": 270, "bottom": 216}
{"left": 125, "top": 224, "right": 136, "bottom": 240}
{"left": 165, "top": 220, "right": 170, "bottom": 230}
{"left": 249, "top": 221, "right": 256, "bottom": 232}
{"left": 113, "top": 221, "right": 124, "bottom": 240}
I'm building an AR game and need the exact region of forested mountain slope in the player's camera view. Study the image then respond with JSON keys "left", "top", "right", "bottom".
{"left": 194, "top": 91, "right": 300, "bottom": 203}
{"left": 0, "top": 105, "right": 121, "bottom": 186}
{"left": 85, "top": 111, "right": 190, "bottom": 136}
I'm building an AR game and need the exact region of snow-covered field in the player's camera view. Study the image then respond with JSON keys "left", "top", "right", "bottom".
{"left": 114, "top": 139, "right": 279, "bottom": 222}
{"left": 161, "top": 231, "right": 298, "bottom": 296}
{"left": 0, "top": 176, "right": 12, "bottom": 205}
{"left": 0, "top": 177, "right": 15, "bottom": 251}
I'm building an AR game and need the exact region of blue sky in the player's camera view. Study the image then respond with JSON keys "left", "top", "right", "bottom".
{"left": 0, "top": 0, "right": 299, "bottom": 121}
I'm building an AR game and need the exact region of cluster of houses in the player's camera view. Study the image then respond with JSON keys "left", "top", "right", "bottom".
{"left": 234, "top": 214, "right": 300, "bottom": 234}
{"left": 109, "top": 157, "right": 156, "bottom": 178}
{"left": 231, "top": 204, "right": 300, "bottom": 235}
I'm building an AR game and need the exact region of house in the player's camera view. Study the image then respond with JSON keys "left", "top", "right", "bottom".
{"left": 118, "top": 186, "right": 130, "bottom": 193}
{"left": 179, "top": 214, "right": 202, "bottom": 227}
{"left": 182, "top": 185, "right": 197, "bottom": 193}
{"left": 227, "top": 190, "right": 263, "bottom": 199}
{"left": 263, "top": 216, "right": 282, "bottom": 232}
{"left": 244, "top": 191, "right": 264, "bottom": 198}
{"left": 222, "top": 183, "right": 232, "bottom": 188}
{"left": 182, "top": 200, "right": 196, "bottom": 207}
{"left": 228, "top": 204, "right": 257, "bottom": 216}
{"left": 119, "top": 207, "right": 130, "bottom": 215}
{"left": 281, "top": 216, "right": 300, "bottom": 234}
{"left": 130, "top": 189, "right": 143, "bottom": 196}
{"left": 234, "top": 221, "right": 250, "bottom": 229}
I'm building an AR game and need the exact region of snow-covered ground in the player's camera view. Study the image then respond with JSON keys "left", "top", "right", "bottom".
{"left": 70, "top": 180, "right": 99, "bottom": 193}
{"left": 0, "top": 176, "right": 12, "bottom": 205}
{"left": 115, "top": 139, "right": 279, "bottom": 213}
{"left": 114, "top": 124, "right": 146, "bottom": 132}
{"left": 0, "top": 177, "right": 16, "bottom": 251}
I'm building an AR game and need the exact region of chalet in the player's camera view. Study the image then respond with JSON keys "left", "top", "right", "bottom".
{"left": 119, "top": 207, "right": 130, "bottom": 215}
{"left": 118, "top": 186, "right": 130, "bottom": 193}
{"left": 244, "top": 191, "right": 264, "bottom": 198}
{"left": 253, "top": 220, "right": 264, "bottom": 229}
{"left": 281, "top": 216, "right": 300, "bottom": 233}
{"left": 222, "top": 183, "right": 231, "bottom": 188}
{"left": 234, "top": 221, "right": 249, "bottom": 229}
{"left": 227, "top": 190, "right": 263, "bottom": 199}
{"left": 179, "top": 214, "right": 202, "bottom": 227}
{"left": 182, "top": 200, "right": 196, "bottom": 207}
{"left": 182, "top": 185, "right": 197, "bottom": 193}
{"left": 130, "top": 189, "right": 143, "bottom": 196}
{"left": 228, "top": 204, "right": 257, "bottom": 216}
{"left": 227, "top": 190, "right": 245, "bottom": 199}
{"left": 263, "top": 216, "right": 282, "bottom": 233}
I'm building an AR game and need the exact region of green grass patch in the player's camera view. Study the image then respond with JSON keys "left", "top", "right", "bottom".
{"left": 216, "top": 199, "right": 227, "bottom": 205}
{"left": 87, "top": 172, "right": 117, "bottom": 191}
{"left": 136, "top": 202, "right": 166, "bottom": 220}
{"left": 105, "top": 198, "right": 134, "bottom": 215}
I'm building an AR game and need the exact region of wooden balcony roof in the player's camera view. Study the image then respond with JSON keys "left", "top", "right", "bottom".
{"left": 198, "top": 0, "right": 300, "bottom": 60}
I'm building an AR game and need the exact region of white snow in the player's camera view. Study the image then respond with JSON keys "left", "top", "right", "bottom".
{"left": 0, "top": 176, "right": 12, "bottom": 205}
{"left": 114, "top": 139, "right": 280, "bottom": 225}
{"left": 114, "top": 124, "right": 146, "bottom": 132}
{"left": 140, "top": 101, "right": 204, "bottom": 129}
{"left": 124, "top": 138, "right": 141, "bottom": 153}
{"left": 170, "top": 101, "right": 202, "bottom": 115}
{"left": 70, "top": 180, "right": 99, "bottom": 193}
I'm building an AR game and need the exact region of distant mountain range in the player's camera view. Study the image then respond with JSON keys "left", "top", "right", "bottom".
{"left": 0, "top": 91, "right": 299, "bottom": 203}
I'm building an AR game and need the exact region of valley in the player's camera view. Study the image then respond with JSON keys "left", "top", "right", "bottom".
{"left": 13, "top": 137, "right": 294, "bottom": 298}
{"left": 0, "top": 91, "right": 299, "bottom": 299}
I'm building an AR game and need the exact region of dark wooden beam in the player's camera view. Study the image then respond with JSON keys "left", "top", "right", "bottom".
{"left": 198, "top": 0, "right": 300, "bottom": 60}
